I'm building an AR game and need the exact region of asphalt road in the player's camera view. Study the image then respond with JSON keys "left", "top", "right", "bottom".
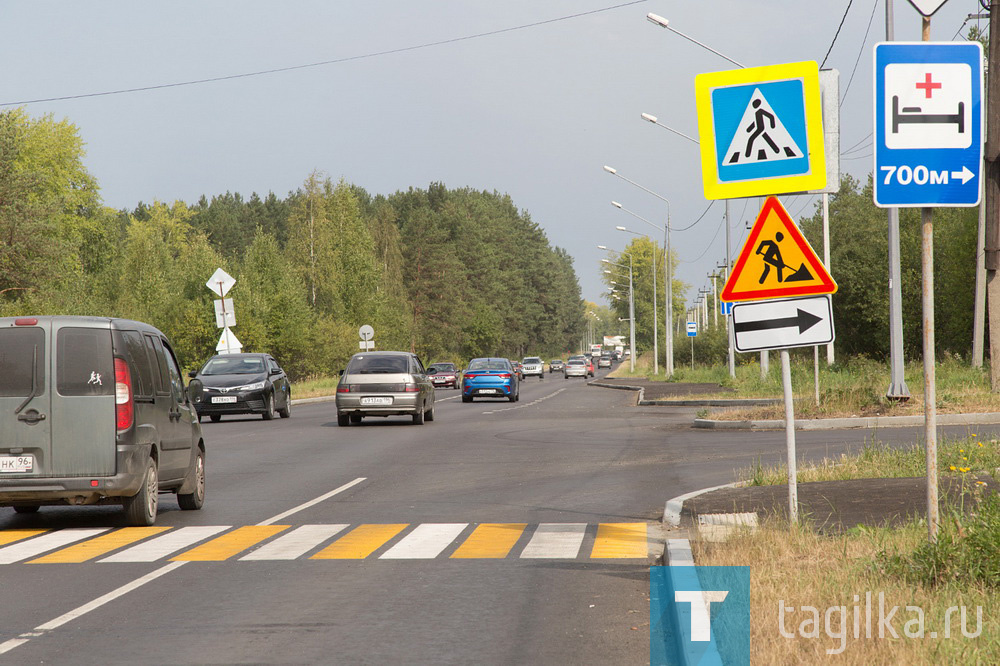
{"left": 3, "top": 368, "right": 999, "bottom": 665}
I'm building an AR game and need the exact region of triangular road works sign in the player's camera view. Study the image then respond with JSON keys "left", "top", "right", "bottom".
{"left": 720, "top": 196, "right": 836, "bottom": 302}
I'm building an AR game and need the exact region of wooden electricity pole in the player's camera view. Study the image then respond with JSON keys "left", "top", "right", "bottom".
{"left": 986, "top": 2, "right": 1000, "bottom": 391}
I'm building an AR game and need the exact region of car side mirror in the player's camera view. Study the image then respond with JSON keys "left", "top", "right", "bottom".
{"left": 269, "top": 368, "right": 281, "bottom": 376}
{"left": 188, "top": 370, "right": 198, "bottom": 379}
{"left": 338, "top": 369, "right": 343, "bottom": 376}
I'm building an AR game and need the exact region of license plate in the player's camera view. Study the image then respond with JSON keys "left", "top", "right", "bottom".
{"left": 0, "top": 455, "right": 33, "bottom": 473}
{"left": 211, "top": 396, "right": 238, "bottom": 404}
{"left": 479, "top": 389, "right": 499, "bottom": 394}
{"left": 361, "top": 396, "right": 392, "bottom": 405}
{"left": 433, "top": 378, "right": 446, "bottom": 383}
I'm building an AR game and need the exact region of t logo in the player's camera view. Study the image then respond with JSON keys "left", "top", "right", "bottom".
{"left": 674, "top": 590, "right": 729, "bottom": 641}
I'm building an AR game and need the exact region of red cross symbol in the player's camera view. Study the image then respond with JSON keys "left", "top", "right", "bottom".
{"left": 915, "top": 72, "right": 942, "bottom": 99}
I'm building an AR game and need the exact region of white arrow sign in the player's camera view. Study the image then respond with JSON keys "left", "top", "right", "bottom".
{"left": 732, "top": 295, "right": 834, "bottom": 353}
{"left": 950, "top": 166, "right": 974, "bottom": 185}
{"left": 206, "top": 268, "right": 236, "bottom": 298}
{"left": 213, "top": 298, "right": 235, "bottom": 328}
{"left": 216, "top": 327, "right": 243, "bottom": 354}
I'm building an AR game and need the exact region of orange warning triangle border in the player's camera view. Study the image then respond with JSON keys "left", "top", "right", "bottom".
{"left": 720, "top": 196, "right": 837, "bottom": 302}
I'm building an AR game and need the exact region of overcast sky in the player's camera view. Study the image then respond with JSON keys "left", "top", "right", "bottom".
{"left": 1, "top": 1, "right": 986, "bottom": 305}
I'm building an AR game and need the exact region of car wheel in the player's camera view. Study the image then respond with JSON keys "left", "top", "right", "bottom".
{"left": 123, "top": 457, "right": 159, "bottom": 526}
{"left": 508, "top": 391, "right": 516, "bottom": 403}
{"left": 278, "top": 393, "right": 291, "bottom": 418}
{"left": 462, "top": 395, "right": 472, "bottom": 403}
{"left": 337, "top": 413, "right": 350, "bottom": 427}
{"left": 425, "top": 406, "right": 435, "bottom": 422}
{"left": 13, "top": 505, "right": 40, "bottom": 514}
{"left": 210, "top": 414, "right": 221, "bottom": 423}
{"left": 349, "top": 413, "right": 362, "bottom": 424}
{"left": 412, "top": 404, "right": 425, "bottom": 425}
{"left": 177, "top": 449, "right": 206, "bottom": 511}
{"left": 262, "top": 393, "right": 275, "bottom": 420}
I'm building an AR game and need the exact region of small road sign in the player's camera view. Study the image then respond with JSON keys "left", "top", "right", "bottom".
{"left": 206, "top": 268, "right": 236, "bottom": 298}
{"left": 907, "top": 0, "right": 950, "bottom": 17}
{"left": 213, "top": 298, "right": 235, "bottom": 329}
{"left": 721, "top": 197, "right": 836, "bottom": 302}
{"left": 359, "top": 325, "right": 374, "bottom": 341}
{"left": 731, "top": 295, "right": 834, "bottom": 353}
{"left": 720, "top": 301, "right": 734, "bottom": 316}
{"left": 359, "top": 340, "right": 375, "bottom": 350}
{"left": 695, "top": 61, "right": 826, "bottom": 199}
{"left": 686, "top": 321, "right": 697, "bottom": 337}
{"left": 873, "top": 42, "right": 983, "bottom": 208}
{"left": 216, "top": 327, "right": 243, "bottom": 354}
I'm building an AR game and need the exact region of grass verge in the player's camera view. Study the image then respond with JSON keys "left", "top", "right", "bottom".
{"left": 693, "top": 515, "right": 998, "bottom": 663}
{"left": 290, "top": 375, "right": 340, "bottom": 399}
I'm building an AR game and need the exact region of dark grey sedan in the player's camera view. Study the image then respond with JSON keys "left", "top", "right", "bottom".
{"left": 189, "top": 353, "right": 292, "bottom": 422}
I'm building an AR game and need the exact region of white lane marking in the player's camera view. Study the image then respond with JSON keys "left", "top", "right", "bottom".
{"left": 239, "top": 524, "right": 349, "bottom": 561}
{"left": 99, "top": 526, "right": 230, "bottom": 563}
{"left": 482, "top": 388, "right": 566, "bottom": 415}
{"left": 0, "top": 528, "right": 110, "bottom": 564}
{"left": 520, "top": 523, "right": 587, "bottom": 559}
{"left": 34, "top": 561, "right": 186, "bottom": 631}
{"left": 257, "top": 476, "right": 366, "bottom": 526}
{"left": 379, "top": 523, "right": 468, "bottom": 559}
{"left": 436, "top": 394, "right": 463, "bottom": 402}
{"left": 0, "top": 478, "right": 367, "bottom": 657}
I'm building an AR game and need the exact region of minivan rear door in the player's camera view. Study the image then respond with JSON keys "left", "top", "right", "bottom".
{"left": 0, "top": 319, "right": 52, "bottom": 479}
{"left": 49, "top": 321, "right": 116, "bottom": 476}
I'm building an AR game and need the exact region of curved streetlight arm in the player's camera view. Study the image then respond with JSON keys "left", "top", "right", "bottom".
{"left": 640, "top": 113, "right": 700, "bottom": 146}
{"left": 645, "top": 13, "right": 747, "bottom": 68}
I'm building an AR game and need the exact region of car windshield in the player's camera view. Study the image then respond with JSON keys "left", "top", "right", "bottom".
{"left": 467, "top": 359, "right": 509, "bottom": 371}
{"left": 428, "top": 364, "right": 456, "bottom": 373}
{"left": 523, "top": 358, "right": 541, "bottom": 364}
{"left": 201, "top": 356, "right": 265, "bottom": 375}
{"left": 347, "top": 355, "right": 410, "bottom": 374}
{"left": 550, "top": 360, "right": 561, "bottom": 363}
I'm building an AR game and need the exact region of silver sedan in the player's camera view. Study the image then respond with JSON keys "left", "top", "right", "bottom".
{"left": 563, "top": 359, "right": 588, "bottom": 378}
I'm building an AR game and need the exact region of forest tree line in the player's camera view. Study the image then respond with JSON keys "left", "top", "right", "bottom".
{"left": 0, "top": 109, "right": 586, "bottom": 377}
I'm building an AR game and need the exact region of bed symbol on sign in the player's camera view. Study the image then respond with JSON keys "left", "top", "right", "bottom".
{"left": 885, "top": 63, "right": 972, "bottom": 150}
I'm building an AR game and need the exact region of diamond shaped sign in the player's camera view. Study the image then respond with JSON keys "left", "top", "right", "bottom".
{"left": 907, "top": 0, "right": 949, "bottom": 17}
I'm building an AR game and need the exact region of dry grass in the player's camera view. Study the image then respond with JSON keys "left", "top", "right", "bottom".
{"left": 693, "top": 518, "right": 999, "bottom": 664}
{"left": 290, "top": 375, "right": 341, "bottom": 399}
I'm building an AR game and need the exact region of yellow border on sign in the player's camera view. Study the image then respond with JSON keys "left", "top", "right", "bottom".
{"left": 695, "top": 61, "right": 826, "bottom": 200}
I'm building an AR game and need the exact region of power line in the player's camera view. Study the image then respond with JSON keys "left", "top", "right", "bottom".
{"left": 820, "top": 0, "right": 855, "bottom": 68}
{"left": 673, "top": 200, "right": 717, "bottom": 232}
{"left": 840, "top": 0, "right": 879, "bottom": 107}
{"left": 0, "top": 0, "right": 649, "bottom": 107}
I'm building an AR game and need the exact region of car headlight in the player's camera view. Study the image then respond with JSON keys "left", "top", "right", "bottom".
{"left": 236, "top": 381, "right": 267, "bottom": 391}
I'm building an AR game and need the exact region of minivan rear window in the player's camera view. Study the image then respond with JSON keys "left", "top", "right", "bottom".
{"left": 57, "top": 327, "right": 114, "bottom": 396}
{"left": 0, "top": 327, "right": 45, "bottom": 397}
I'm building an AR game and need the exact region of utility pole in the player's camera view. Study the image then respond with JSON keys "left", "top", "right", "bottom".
{"left": 985, "top": 0, "right": 1000, "bottom": 392}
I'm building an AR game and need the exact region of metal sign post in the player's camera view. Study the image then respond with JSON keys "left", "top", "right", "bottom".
{"left": 206, "top": 268, "right": 240, "bottom": 354}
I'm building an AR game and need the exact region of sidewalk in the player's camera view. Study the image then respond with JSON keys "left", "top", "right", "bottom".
{"left": 679, "top": 476, "right": 999, "bottom": 535}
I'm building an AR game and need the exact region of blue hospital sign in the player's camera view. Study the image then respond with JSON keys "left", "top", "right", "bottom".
{"left": 873, "top": 42, "right": 983, "bottom": 207}
{"left": 695, "top": 61, "right": 826, "bottom": 199}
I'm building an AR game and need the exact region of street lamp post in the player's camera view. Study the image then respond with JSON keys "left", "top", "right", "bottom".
{"left": 599, "top": 247, "right": 635, "bottom": 373}
{"left": 604, "top": 180, "right": 672, "bottom": 377}
{"left": 615, "top": 224, "right": 658, "bottom": 375}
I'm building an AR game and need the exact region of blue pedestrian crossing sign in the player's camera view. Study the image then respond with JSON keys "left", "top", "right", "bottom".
{"left": 695, "top": 61, "right": 826, "bottom": 200}
{"left": 873, "top": 42, "right": 983, "bottom": 208}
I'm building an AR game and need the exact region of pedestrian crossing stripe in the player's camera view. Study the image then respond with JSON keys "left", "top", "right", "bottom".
{"left": 695, "top": 60, "right": 826, "bottom": 199}
{"left": 720, "top": 196, "right": 836, "bottom": 302}
{"left": 0, "top": 523, "right": 654, "bottom": 564}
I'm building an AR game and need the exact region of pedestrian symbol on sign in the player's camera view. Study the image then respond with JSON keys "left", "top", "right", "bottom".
{"left": 724, "top": 89, "right": 803, "bottom": 165}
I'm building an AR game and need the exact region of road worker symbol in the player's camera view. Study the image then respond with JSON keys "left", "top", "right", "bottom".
{"left": 720, "top": 197, "right": 836, "bottom": 303}
{"left": 754, "top": 232, "right": 813, "bottom": 285}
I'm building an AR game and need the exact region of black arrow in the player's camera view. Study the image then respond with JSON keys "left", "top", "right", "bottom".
{"left": 734, "top": 308, "right": 822, "bottom": 335}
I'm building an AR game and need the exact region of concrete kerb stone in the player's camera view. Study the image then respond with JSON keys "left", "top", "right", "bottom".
{"left": 290, "top": 395, "right": 338, "bottom": 406}
{"left": 694, "top": 410, "right": 1000, "bottom": 431}
{"left": 587, "top": 380, "right": 645, "bottom": 404}
{"left": 663, "top": 481, "right": 748, "bottom": 528}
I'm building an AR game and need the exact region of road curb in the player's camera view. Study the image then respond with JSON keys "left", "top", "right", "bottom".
{"left": 693, "top": 410, "right": 1000, "bottom": 431}
{"left": 587, "top": 380, "right": 645, "bottom": 404}
{"left": 663, "top": 481, "right": 747, "bottom": 528}
{"left": 290, "top": 395, "right": 338, "bottom": 406}
{"left": 642, "top": 398, "right": 780, "bottom": 407}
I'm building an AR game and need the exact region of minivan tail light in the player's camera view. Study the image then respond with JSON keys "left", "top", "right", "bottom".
{"left": 114, "top": 357, "right": 134, "bottom": 431}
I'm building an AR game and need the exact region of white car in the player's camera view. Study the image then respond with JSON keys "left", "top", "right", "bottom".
{"left": 521, "top": 357, "right": 544, "bottom": 379}
{"left": 563, "top": 359, "right": 588, "bottom": 378}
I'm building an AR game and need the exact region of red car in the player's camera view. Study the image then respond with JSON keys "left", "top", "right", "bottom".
{"left": 427, "top": 362, "right": 459, "bottom": 388}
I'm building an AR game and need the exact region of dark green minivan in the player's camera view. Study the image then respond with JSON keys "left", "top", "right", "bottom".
{"left": 0, "top": 316, "right": 206, "bottom": 525}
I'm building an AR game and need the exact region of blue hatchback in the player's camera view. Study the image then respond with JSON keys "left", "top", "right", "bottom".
{"left": 461, "top": 358, "right": 519, "bottom": 403}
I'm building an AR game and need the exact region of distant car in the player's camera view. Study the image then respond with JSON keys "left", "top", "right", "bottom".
{"left": 509, "top": 360, "right": 524, "bottom": 381}
{"left": 598, "top": 355, "right": 612, "bottom": 368}
{"left": 190, "top": 353, "right": 292, "bottom": 422}
{"left": 335, "top": 351, "right": 435, "bottom": 426}
{"left": 583, "top": 356, "right": 595, "bottom": 377}
{"left": 427, "top": 362, "right": 459, "bottom": 389}
{"left": 462, "top": 358, "right": 519, "bottom": 402}
{"left": 549, "top": 359, "right": 565, "bottom": 373}
{"left": 521, "top": 357, "right": 544, "bottom": 380}
{"left": 564, "top": 358, "right": 588, "bottom": 378}
{"left": 612, "top": 350, "right": 623, "bottom": 361}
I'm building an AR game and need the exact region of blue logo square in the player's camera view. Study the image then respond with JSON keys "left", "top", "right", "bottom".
{"left": 651, "top": 566, "right": 751, "bottom": 665}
